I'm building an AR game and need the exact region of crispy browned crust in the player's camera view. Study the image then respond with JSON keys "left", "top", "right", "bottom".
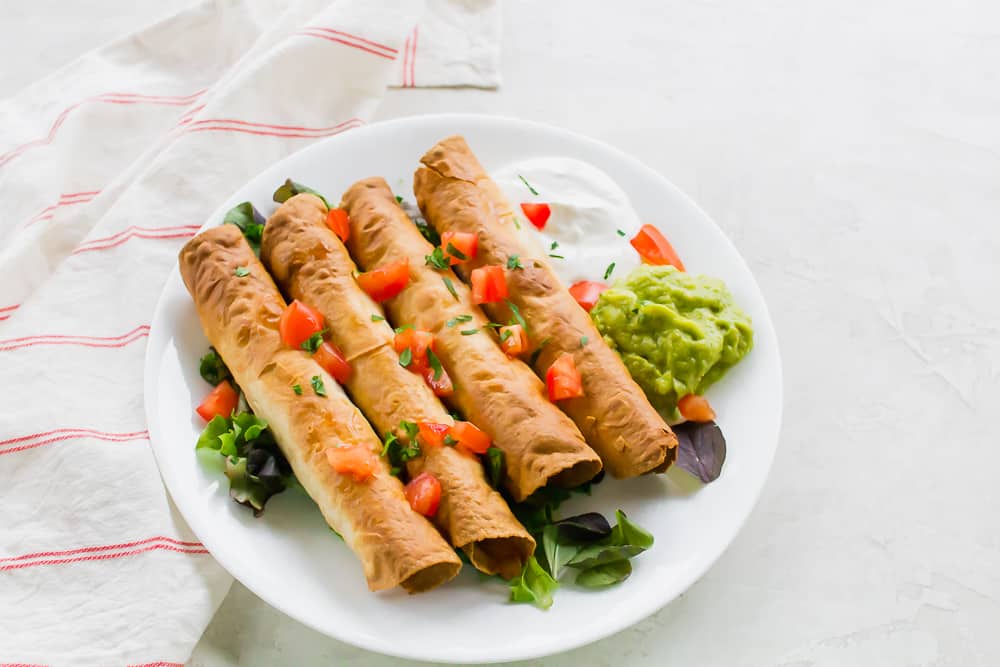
{"left": 260, "top": 194, "right": 535, "bottom": 579}
{"left": 414, "top": 136, "right": 677, "bottom": 478}
{"left": 178, "top": 224, "right": 461, "bottom": 593}
{"left": 341, "top": 178, "right": 602, "bottom": 502}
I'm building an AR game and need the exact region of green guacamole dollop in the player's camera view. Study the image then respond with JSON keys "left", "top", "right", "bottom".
{"left": 590, "top": 265, "right": 753, "bottom": 422}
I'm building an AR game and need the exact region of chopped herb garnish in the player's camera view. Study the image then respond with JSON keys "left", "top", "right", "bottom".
{"left": 499, "top": 328, "right": 513, "bottom": 343}
{"left": 223, "top": 202, "right": 265, "bottom": 255}
{"left": 518, "top": 174, "right": 539, "bottom": 196}
{"left": 390, "top": 466, "right": 401, "bottom": 476}
{"left": 550, "top": 241, "right": 559, "bottom": 251}
{"left": 460, "top": 328, "right": 479, "bottom": 336}
{"left": 549, "top": 254, "right": 565, "bottom": 259}
{"left": 395, "top": 195, "right": 404, "bottom": 204}
{"left": 398, "top": 347, "right": 413, "bottom": 368}
{"left": 381, "top": 427, "right": 420, "bottom": 466}
{"left": 447, "top": 314, "right": 474, "bottom": 327}
{"left": 443, "top": 434, "right": 458, "bottom": 446}
{"left": 427, "top": 347, "right": 443, "bottom": 381}
{"left": 506, "top": 300, "right": 527, "bottom": 331}
{"left": 483, "top": 322, "right": 504, "bottom": 330}
{"left": 529, "top": 337, "right": 551, "bottom": 367}
{"left": 604, "top": 262, "right": 616, "bottom": 280}
{"left": 513, "top": 217, "right": 522, "bottom": 230}
{"left": 300, "top": 329, "right": 328, "bottom": 353}
{"left": 425, "top": 246, "right": 450, "bottom": 270}
{"left": 446, "top": 243, "right": 467, "bottom": 261}
{"left": 234, "top": 266, "right": 250, "bottom": 277}
{"left": 616, "top": 229, "right": 626, "bottom": 237}
{"left": 580, "top": 336, "right": 589, "bottom": 347}
{"left": 399, "top": 420, "right": 419, "bottom": 440}
{"left": 371, "top": 314, "right": 385, "bottom": 322}
{"left": 507, "top": 255, "right": 524, "bottom": 270}
{"left": 292, "top": 384, "right": 303, "bottom": 395}
{"left": 486, "top": 447, "right": 505, "bottom": 489}
{"left": 442, "top": 276, "right": 459, "bottom": 300}
{"left": 199, "top": 348, "right": 231, "bottom": 386}
{"left": 394, "top": 324, "right": 414, "bottom": 333}
{"left": 310, "top": 375, "right": 327, "bottom": 397}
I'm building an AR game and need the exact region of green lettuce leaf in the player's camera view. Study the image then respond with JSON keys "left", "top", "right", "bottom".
{"left": 272, "top": 178, "right": 330, "bottom": 208}
{"left": 509, "top": 556, "right": 558, "bottom": 610}
{"left": 223, "top": 202, "right": 265, "bottom": 254}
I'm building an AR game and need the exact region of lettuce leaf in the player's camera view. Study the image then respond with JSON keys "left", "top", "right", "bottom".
{"left": 223, "top": 202, "right": 265, "bottom": 254}
{"left": 509, "top": 556, "right": 558, "bottom": 610}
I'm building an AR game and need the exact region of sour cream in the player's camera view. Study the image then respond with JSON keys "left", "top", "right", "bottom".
{"left": 491, "top": 158, "right": 642, "bottom": 286}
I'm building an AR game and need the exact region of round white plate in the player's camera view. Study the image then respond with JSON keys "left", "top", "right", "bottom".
{"left": 144, "top": 114, "right": 782, "bottom": 664}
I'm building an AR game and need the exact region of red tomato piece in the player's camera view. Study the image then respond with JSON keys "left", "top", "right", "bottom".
{"left": 520, "top": 203, "right": 551, "bottom": 230}
{"left": 417, "top": 422, "right": 451, "bottom": 449}
{"left": 279, "top": 300, "right": 325, "bottom": 349}
{"left": 678, "top": 394, "right": 716, "bottom": 422}
{"left": 195, "top": 380, "right": 239, "bottom": 422}
{"left": 440, "top": 231, "right": 478, "bottom": 265}
{"left": 404, "top": 472, "right": 442, "bottom": 517}
{"left": 470, "top": 265, "right": 509, "bottom": 304}
{"left": 313, "top": 341, "right": 352, "bottom": 384}
{"left": 326, "top": 445, "right": 380, "bottom": 482}
{"left": 630, "top": 224, "right": 686, "bottom": 271}
{"left": 325, "top": 208, "right": 351, "bottom": 243}
{"left": 357, "top": 258, "right": 410, "bottom": 302}
{"left": 568, "top": 280, "right": 609, "bottom": 312}
{"left": 546, "top": 352, "right": 584, "bottom": 402}
{"left": 393, "top": 328, "right": 435, "bottom": 371}
{"left": 499, "top": 324, "right": 527, "bottom": 357}
{"left": 422, "top": 365, "right": 454, "bottom": 397}
{"left": 449, "top": 421, "right": 491, "bottom": 454}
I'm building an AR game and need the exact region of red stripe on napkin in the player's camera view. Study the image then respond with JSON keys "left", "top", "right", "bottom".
{"left": 0, "top": 325, "right": 150, "bottom": 352}
{"left": 0, "top": 428, "right": 150, "bottom": 457}
{"left": 72, "top": 225, "right": 201, "bottom": 255}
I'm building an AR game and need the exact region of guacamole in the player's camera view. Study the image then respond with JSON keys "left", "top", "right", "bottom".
{"left": 590, "top": 265, "right": 753, "bottom": 422}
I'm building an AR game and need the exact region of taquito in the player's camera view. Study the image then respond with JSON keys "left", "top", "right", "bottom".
{"left": 413, "top": 136, "right": 677, "bottom": 478}
{"left": 261, "top": 193, "right": 535, "bottom": 579}
{"left": 341, "top": 178, "right": 602, "bottom": 502}
{"left": 179, "top": 224, "right": 461, "bottom": 593}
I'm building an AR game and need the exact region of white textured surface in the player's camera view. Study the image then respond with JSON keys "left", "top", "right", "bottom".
{"left": 4, "top": 1, "right": 998, "bottom": 665}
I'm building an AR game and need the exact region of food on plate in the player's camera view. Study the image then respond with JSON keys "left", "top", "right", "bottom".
{"left": 340, "top": 177, "right": 603, "bottom": 502}
{"left": 590, "top": 264, "right": 753, "bottom": 423}
{"left": 260, "top": 193, "right": 535, "bottom": 578}
{"left": 179, "top": 224, "right": 461, "bottom": 593}
{"left": 414, "top": 136, "right": 677, "bottom": 478}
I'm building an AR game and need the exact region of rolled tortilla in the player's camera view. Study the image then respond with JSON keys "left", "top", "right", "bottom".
{"left": 341, "top": 178, "right": 603, "bottom": 502}
{"left": 260, "top": 193, "right": 535, "bottom": 579}
{"left": 179, "top": 224, "right": 461, "bottom": 593}
{"left": 414, "top": 136, "right": 677, "bottom": 478}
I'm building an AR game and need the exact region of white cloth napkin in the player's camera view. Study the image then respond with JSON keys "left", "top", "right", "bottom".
{"left": 0, "top": 1, "right": 498, "bottom": 664}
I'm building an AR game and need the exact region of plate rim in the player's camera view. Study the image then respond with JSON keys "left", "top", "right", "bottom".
{"left": 144, "top": 112, "right": 783, "bottom": 663}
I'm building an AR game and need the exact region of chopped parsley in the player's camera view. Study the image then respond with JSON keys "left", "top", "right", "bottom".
{"left": 446, "top": 314, "right": 474, "bottom": 327}
{"left": 394, "top": 324, "right": 414, "bottom": 333}
{"left": 425, "top": 246, "right": 450, "bottom": 270}
{"left": 549, "top": 254, "right": 565, "bottom": 259}
{"left": 300, "top": 329, "right": 328, "bottom": 353}
{"left": 442, "top": 276, "right": 459, "bottom": 300}
{"left": 395, "top": 195, "right": 404, "bottom": 204}
{"left": 381, "top": 426, "right": 420, "bottom": 466}
{"left": 371, "top": 314, "right": 385, "bottom": 322}
{"left": 513, "top": 217, "right": 522, "bottom": 230}
{"left": 604, "top": 262, "right": 616, "bottom": 280}
{"left": 518, "top": 174, "right": 539, "bottom": 196}
{"left": 400, "top": 420, "right": 419, "bottom": 440}
{"left": 292, "top": 384, "right": 303, "bottom": 395}
{"left": 446, "top": 243, "right": 467, "bottom": 261}
{"left": 460, "top": 328, "right": 479, "bottom": 336}
{"left": 234, "top": 266, "right": 250, "bottom": 277}
{"left": 580, "top": 336, "right": 589, "bottom": 347}
{"left": 616, "top": 229, "right": 626, "bottom": 237}
{"left": 443, "top": 434, "right": 458, "bottom": 446}
{"left": 507, "top": 255, "right": 524, "bottom": 270}
{"left": 310, "top": 375, "right": 327, "bottom": 397}
{"left": 499, "top": 328, "right": 513, "bottom": 343}
{"left": 506, "top": 300, "right": 527, "bottom": 331}
{"left": 427, "top": 347, "right": 443, "bottom": 381}
{"left": 398, "top": 347, "right": 413, "bottom": 368}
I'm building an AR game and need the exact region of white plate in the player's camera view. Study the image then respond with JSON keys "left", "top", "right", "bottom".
{"left": 144, "top": 114, "right": 782, "bottom": 664}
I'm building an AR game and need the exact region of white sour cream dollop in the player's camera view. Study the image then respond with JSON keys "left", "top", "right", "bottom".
{"left": 491, "top": 157, "right": 642, "bottom": 286}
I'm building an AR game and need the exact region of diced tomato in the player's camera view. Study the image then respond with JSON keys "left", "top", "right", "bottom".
{"left": 279, "top": 300, "right": 325, "bottom": 349}
{"left": 520, "top": 203, "right": 551, "bottom": 230}
{"left": 449, "top": 421, "right": 491, "bottom": 454}
{"left": 546, "top": 352, "right": 584, "bottom": 402}
{"left": 499, "top": 324, "right": 527, "bottom": 357}
{"left": 195, "top": 380, "right": 239, "bottom": 422}
{"left": 404, "top": 472, "right": 442, "bottom": 517}
{"left": 678, "top": 394, "right": 716, "bottom": 422}
{"left": 313, "top": 341, "right": 351, "bottom": 384}
{"left": 568, "top": 280, "right": 609, "bottom": 312}
{"left": 417, "top": 422, "right": 451, "bottom": 448}
{"left": 325, "top": 208, "right": 350, "bottom": 243}
{"left": 393, "top": 328, "right": 435, "bottom": 371}
{"left": 422, "top": 366, "right": 454, "bottom": 397}
{"left": 470, "top": 265, "right": 508, "bottom": 304}
{"left": 357, "top": 258, "right": 410, "bottom": 302}
{"left": 440, "top": 231, "right": 478, "bottom": 265}
{"left": 630, "top": 224, "right": 685, "bottom": 271}
{"left": 326, "top": 445, "right": 380, "bottom": 482}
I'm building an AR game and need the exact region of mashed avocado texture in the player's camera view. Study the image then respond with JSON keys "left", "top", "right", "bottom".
{"left": 590, "top": 265, "right": 753, "bottom": 422}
